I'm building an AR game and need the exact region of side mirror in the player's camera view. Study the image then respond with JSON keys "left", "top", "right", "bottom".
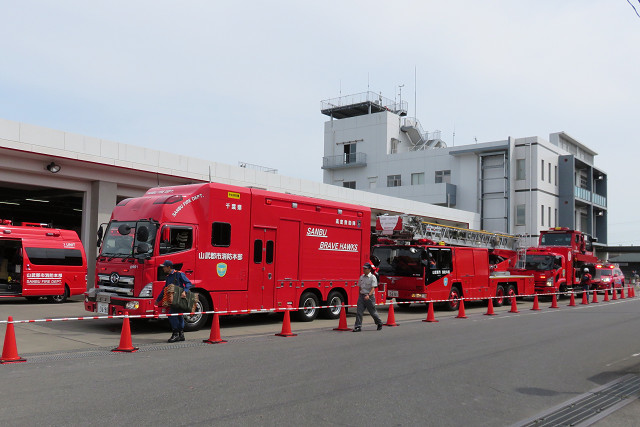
{"left": 118, "top": 224, "right": 132, "bottom": 235}
{"left": 370, "top": 255, "right": 381, "bottom": 267}
{"left": 135, "top": 242, "right": 151, "bottom": 257}
{"left": 136, "top": 226, "right": 149, "bottom": 242}
{"left": 97, "top": 225, "right": 104, "bottom": 247}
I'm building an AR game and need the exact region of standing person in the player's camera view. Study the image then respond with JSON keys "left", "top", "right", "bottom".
{"left": 156, "top": 260, "right": 193, "bottom": 343}
{"left": 580, "top": 267, "right": 592, "bottom": 294}
{"left": 353, "top": 262, "right": 383, "bottom": 332}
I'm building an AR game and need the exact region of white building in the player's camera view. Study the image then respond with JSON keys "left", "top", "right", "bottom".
{"left": 321, "top": 92, "right": 608, "bottom": 246}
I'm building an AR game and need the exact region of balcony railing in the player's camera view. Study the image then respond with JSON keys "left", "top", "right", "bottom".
{"left": 574, "top": 186, "right": 607, "bottom": 207}
{"left": 322, "top": 152, "right": 367, "bottom": 170}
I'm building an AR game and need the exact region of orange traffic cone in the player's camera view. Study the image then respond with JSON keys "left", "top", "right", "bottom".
{"left": 484, "top": 297, "right": 496, "bottom": 315}
{"left": 424, "top": 301, "right": 439, "bottom": 322}
{"left": 568, "top": 292, "right": 576, "bottom": 306}
{"left": 275, "top": 305, "right": 297, "bottom": 337}
{"left": 456, "top": 298, "right": 467, "bottom": 319}
{"left": 333, "top": 304, "right": 352, "bottom": 331}
{"left": 112, "top": 316, "right": 138, "bottom": 353}
{"left": 509, "top": 296, "right": 519, "bottom": 313}
{"left": 203, "top": 312, "right": 227, "bottom": 344}
{"left": 592, "top": 289, "right": 599, "bottom": 303}
{"left": 581, "top": 290, "right": 589, "bottom": 305}
{"left": 631, "top": 286, "right": 636, "bottom": 298}
{"left": 531, "top": 294, "right": 540, "bottom": 311}
{"left": 385, "top": 303, "right": 398, "bottom": 327}
{"left": 550, "top": 293, "right": 559, "bottom": 309}
{"left": 621, "top": 286, "right": 626, "bottom": 299}
{"left": 1, "top": 316, "right": 26, "bottom": 364}
{"left": 612, "top": 287, "right": 618, "bottom": 300}
{"left": 603, "top": 288, "right": 610, "bottom": 302}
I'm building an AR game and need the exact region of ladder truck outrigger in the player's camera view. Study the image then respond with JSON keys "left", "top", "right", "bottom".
{"left": 371, "top": 216, "right": 534, "bottom": 310}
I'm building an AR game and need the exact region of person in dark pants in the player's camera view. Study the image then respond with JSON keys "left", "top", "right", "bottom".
{"left": 581, "top": 267, "right": 592, "bottom": 295}
{"left": 353, "top": 263, "right": 383, "bottom": 332}
{"left": 156, "top": 260, "right": 193, "bottom": 343}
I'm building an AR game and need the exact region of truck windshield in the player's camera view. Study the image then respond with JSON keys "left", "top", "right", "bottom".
{"left": 373, "top": 246, "right": 424, "bottom": 277}
{"left": 540, "top": 233, "right": 572, "bottom": 246}
{"left": 595, "top": 269, "right": 613, "bottom": 278}
{"left": 524, "top": 255, "right": 556, "bottom": 271}
{"left": 100, "top": 221, "right": 157, "bottom": 258}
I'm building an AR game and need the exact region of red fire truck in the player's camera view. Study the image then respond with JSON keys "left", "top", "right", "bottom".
{"left": 592, "top": 263, "right": 625, "bottom": 292}
{"left": 372, "top": 242, "right": 534, "bottom": 310}
{"left": 508, "top": 227, "right": 599, "bottom": 295}
{"left": 84, "top": 183, "right": 371, "bottom": 330}
{"left": 0, "top": 220, "right": 87, "bottom": 302}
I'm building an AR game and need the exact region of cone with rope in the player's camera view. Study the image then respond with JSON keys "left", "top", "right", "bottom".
{"left": 531, "top": 294, "right": 541, "bottom": 311}
{"left": 385, "top": 302, "right": 398, "bottom": 327}
{"left": 604, "top": 287, "right": 610, "bottom": 302}
{"left": 581, "top": 290, "right": 589, "bottom": 305}
{"left": 550, "top": 293, "right": 559, "bottom": 308}
{"left": 203, "top": 312, "right": 227, "bottom": 344}
{"left": 612, "top": 286, "right": 618, "bottom": 300}
{"left": 275, "top": 305, "right": 297, "bottom": 337}
{"left": 568, "top": 292, "right": 576, "bottom": 306}
{"left": 620, "top": 286, "right": 626, "bottom": 299}
{"left": 1, "top": 316, "right": 26, "bottom": 364}
{"left": 333, "top": 304, "right": 352, "bottom": 331}
{"left": 484, "top": 297, "right": 496, "bottom": 316}
{"left": 509, "top": 296, "right": 519, "bottom": 313}
{"left": 456, "top": 298, "right": 467, "bottom": 319}
{"left": 424, "top": 301, "right": 439, "bottom": 322}
{"left": 112, "top": 315, "right": 138, "bottom": 353}
{"left": 591, "top": 289, "right": 599, "bottom": 303}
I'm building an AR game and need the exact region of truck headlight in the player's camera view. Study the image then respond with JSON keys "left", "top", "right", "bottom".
{"left": 546, "top": 278, "right": 554, "bottom": 286}
{"left": 125, "top": 301, "right": 140, "bottom": 310}
{"left": 603, "top": 277, "right": 610, "bottom": 283}
{"left": 139, "top": 282, "right": 154, "bottom": 298}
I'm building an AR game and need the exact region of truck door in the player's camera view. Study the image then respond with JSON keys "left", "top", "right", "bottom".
{"left": 157, "top": 225, "right": 195, "bottom": 283}
{"left": 252, "top": 228, "right": 276, "bottom": 310}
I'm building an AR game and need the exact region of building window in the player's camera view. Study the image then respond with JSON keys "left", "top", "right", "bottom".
{"left": 541, "top": 160, "right": 544, "bottom": 181}
{"left": 555, "top": 166, "right": 558, "bottom": 186}
{"left": 387, "top": 175, "right": 402, "bottom": 187}
{"left": 343, "top": 181, "right": 356, "bottom": 189}
{"left": 344, "top": 143, "right": 356, "bottom": 164}
{"left": 541, "top": 205, "right": 545, "bottom": 226}
{"left": 390, "top": 138, "right": 399, "bottom": 154}
{"left": 548, "top": 206, "right": 551, "bottom": 227}
{"left": 516, "top": 204, "right": 526, "bottom": 225}
{"left": 555, "top": 209, "right": 558, "bottom": 226}
{"left": 435, "top": 170, "right": 451, "bottom": 184}
{"left": 411, "top": 173, "right": 424, "bottom": 185}
{"left": 548, "top": 163, "right": 551, "bottom": 184}
{"left": 516, "top": 159, "right": 525, "bottom": 180}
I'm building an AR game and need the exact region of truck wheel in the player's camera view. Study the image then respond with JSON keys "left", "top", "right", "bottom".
{"left": 183, "top": 292, "right": 210, "bottom": 331}
{"left": 494, "top": 284, "right": 505, "bottom": 307}
{"left": 48, "top": 286, "right": 69, "bottom": 304}
{"left": 322, "top": 291, "right": 344, "bottom": 319}
{"left": 504, "top": 284, "right": 516, "bottom": 306}
{"left": 295, "top": 292, "right": 319, "bottom": 322}
{"left": 445, "top": 286, "right": 461, "bottom": 311}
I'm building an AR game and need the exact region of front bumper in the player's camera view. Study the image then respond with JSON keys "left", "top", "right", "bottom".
{"left": 84, "top": 288, "right": 161, "bottom": 316}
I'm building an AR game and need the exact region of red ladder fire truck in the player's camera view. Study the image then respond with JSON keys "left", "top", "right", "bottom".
{"left": 84, "top": 183, "right": 371, "bottom": 330}
{"left": 371, "top": 216, "right": 534, "bottom": 310}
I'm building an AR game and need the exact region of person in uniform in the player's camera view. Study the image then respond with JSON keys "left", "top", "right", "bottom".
{"left": 353, "top": 263, "right": 383, "bottom": 332}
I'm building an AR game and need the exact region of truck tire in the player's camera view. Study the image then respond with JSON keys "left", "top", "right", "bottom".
{"left": 504, "top": 284, "right": 516, "bottom": 306}
{"left": 494, "top": 284, "right": 505, "bottom": 307}
{"left": 295, "top": 291, "right": 319, "bottom": 322}
{"left": 322, "top": 290, "right": 344, "bottom": 319}
{"left": 183, "top": 291, "right": 210, "bottom": 331}
{"left": 445, "top": 286, "right": 461, "bottom": 311}
{"left": 48, "top": 286, "right": 69, "bottom": 304}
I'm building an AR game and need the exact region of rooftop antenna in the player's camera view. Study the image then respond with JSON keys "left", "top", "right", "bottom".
{"left": 398, "top": 84, "right": 404, "bottom": 110}
{"left": 339, "top": 79, "right": 341, "bottom": 96}
{"left": 367, "top": 72, "right": 370, "bottom": 91}
{"left": 452, "top": 124, "right": 456, "bottom": 147}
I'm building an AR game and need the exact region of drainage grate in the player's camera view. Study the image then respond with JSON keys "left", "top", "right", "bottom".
{"left": 516, "top": 374, "right": 640, "bottom": 426}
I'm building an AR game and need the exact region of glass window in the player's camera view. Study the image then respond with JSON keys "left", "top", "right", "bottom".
{"left": 435, "top": 170, "right": 451, "bottom": 184}
{"left": 253, "top": 240, "right": 263, "bottom": 263}
{"left": 516, "top": 204, "right": 526, "bottom": 226}
{"left": 411, "top": 173, "right": 424, "bottom": 185}
{"left": 159, "top": 226, "right": 193, "bottom": 255}
{"left": 24, "top": 247, "right": 84, "bottom": 266}
{"left": 266, "top": 241, "right": 274, "bottom": 264}
{"left": 541, "top": 160, "right": 544, "bottom": 181}
{"left": 344, "top": 143, "right": 356, "bottom": 164}
{"left": 548, "top": 163, "right": 552, "bottom": 183}
{"left": 387, "top": 175, "right": 402, "bottom": 187}
{"left": 372, "top": 246, "right": 424, "bottom": 277}
{"left": 342, "top": 181, "right": 356, "bottom": 189}
{"left": 548, "top": 206, "right": 551, "bottom": 227}
{"left": 516, "top": 159, "right": 525, "bottom": 180}
{"left": 211, "top": 222, "right": 231, "bottom": 247}
{"left": 555, "top": 166, "right": 558, "bottom": 186}
{"left": 541, "top": 205, "right": 545, "bottom": 226}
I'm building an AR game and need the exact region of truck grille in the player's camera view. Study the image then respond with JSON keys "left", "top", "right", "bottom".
{"left": 97, "top": 274, "right": 135, "bottom": 296}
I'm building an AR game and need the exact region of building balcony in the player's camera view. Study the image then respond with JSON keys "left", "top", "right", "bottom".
{"left": 322, "top": 152, "right": 367, "bottom": 170}
{"left": 574, "top": 186, "right": 607, "bottom": 207}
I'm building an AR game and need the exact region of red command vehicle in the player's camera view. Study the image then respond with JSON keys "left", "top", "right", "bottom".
{"left": 84, "top": 183, "right": 371, "bottom": 330}
{"left": 508, "top": 227, "right": 598, "bottom": 295}
{"left": 592, "top": 263, "right": 625, "bottom": 292}
{"left": 371, "top": 243, "right": 534, "bottom": 310}
{"left": 0, "top": 220, "right": 87, "bottom": 303}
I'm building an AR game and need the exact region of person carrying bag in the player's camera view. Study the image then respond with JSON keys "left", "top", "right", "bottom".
{"left": 156, "top": 260, "right": 196, "bottom": 343}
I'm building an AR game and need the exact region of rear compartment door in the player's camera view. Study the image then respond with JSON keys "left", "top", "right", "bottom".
{"left": 251, "top": 227, "right": 276, "bottom": 310}
{"left": 275, "top": 220, "right": 299, "bottom": 309}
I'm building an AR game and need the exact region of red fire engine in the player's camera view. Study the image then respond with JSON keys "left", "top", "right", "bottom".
{"left": 84, "top": 183, "right": 371, "bottom": 330}
{"left": 0, "top": 219, "right": 87, "bottom": 302}
{"left": 508, "top": 227, "right": 599, "bottom": 295}
{"left": 371, "top": 217, "right": 534, "bottom": 310}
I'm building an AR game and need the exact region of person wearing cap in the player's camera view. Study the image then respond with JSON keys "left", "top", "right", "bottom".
{"left": 580, "top": 267, "right": 592, "bottom": 295}
{"left": 353, "top": 262, "right": 383, "bottom": 332}
{"left": 156, "top": 260, "right": 193, "bottom": 343}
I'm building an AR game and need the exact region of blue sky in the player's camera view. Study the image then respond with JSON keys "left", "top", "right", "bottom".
{"left": 1, "top": 1, "right": 639, "bottom": 245}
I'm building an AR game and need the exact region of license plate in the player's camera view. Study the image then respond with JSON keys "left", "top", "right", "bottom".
{"left": 97, "top": 302, "right": 109, "bottom": 315}
{"left": 387, "top": 290, "right": 399, "bottom": 298}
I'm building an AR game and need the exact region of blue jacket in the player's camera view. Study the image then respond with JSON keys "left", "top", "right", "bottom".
{"left": 156, "top": 270, "right": 193, "bottom": 302}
